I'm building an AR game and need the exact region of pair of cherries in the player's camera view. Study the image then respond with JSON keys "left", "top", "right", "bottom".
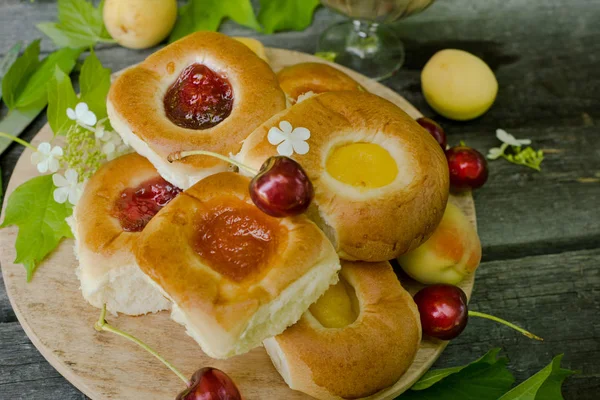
{"left": 416, "top": 117, "right": 489, "bottom": 190}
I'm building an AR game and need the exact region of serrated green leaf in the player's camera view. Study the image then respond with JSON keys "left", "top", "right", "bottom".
{"left": 0, "top": 175, "right": 73, "bottom": 281}
{"left": 169, "top": 0, "right": 261, "bottom": 43}
{"left": 0, "top": 42, "right": 23, "bottom": 102}
{"left": 37, "top": 0, "right": 113, "bottom": 49}
{"left": 258, "top": 0, "right": 320, "bottom": 34}
{"left": 411, "top": 348, "right": 503, "bottom": 390}
{"left": 498, "top": 355, "right": 576, "bottom": 400}
{"left": 15, "top": 47, "right": 81, "bottom": 111}
{"left": 47, "top": 66, "right": 78, "bottom": 136}
{"left": 399, "top": 350, "right": 515, "bottom": 400}
{"left": 2, "top": 40, "right": 41, "bottom": 110}
{"left": 79, "top": 49, "right": 111, "bottom": 120}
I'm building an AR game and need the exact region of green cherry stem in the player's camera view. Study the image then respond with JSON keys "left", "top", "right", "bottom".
{"left": 0, "top": 131, "right": 38, "bottom": 152}
{"left": 167, "top": 150, "right": 258, "bottom": 176}
{"left": 94, "top": 304, "right": 190, "bottom": 385}
{"left": 468, "top": 310, "right": 544, "bottom": 341}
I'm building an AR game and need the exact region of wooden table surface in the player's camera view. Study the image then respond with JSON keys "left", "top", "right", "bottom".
{"left": 1, "top": 0, "right": 599, "bottom": 399}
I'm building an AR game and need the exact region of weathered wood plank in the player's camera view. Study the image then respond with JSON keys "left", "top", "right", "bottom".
{"left": 0, "top": 272, "right": 16, "bottom": 323}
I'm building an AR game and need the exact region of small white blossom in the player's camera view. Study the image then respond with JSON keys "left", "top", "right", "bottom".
{"left": 30, "top": 142, "right": 63, "bottom": 173}
{"left": 53, "top": 169, "right": 84, "bottom": 206}
{"left": 487, "top": 144, "right": 507, "bottom": 160}
{"left": 67, "top": 102, "right": 97, "bottom": 127}
{"left": 296, "top": 91, "right": 315, "bottom": 104}
{"left": 98, "top": 130, "right": 128, "bottom": 160}
{"left": 267, "top": 121, "right": 310, "bottom": 156}
{"left": 496, "top": 129, "right": 531, "bottom": 147}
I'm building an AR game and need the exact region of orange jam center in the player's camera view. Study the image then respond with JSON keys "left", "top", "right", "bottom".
{"left": 192, "top": 202, "right": 281, "bottom": 282}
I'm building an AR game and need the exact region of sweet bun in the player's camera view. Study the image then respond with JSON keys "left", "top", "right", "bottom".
{"left": 264, "top": 260, "right": 421, "bottom": 400}
{"left": 107, "top": 31, "right": 286, "bottom": 189}
{"left": 135, "top": 172, "right": 341, "bottom": 359}
{"left": 276, "top": 62, "right": 363, "bottom": 104}
{"left": 70, "top": 153, "right": 180, "bottom": 315}
{"left": 238, "top": 91, "right": 449, "bottom": 261}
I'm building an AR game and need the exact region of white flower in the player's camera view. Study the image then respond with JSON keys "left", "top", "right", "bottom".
{"left": 296, "top": 91, "right": 315, "bottom": 104}
{"left": 30, "top": 142, "right": 63, "bottom": 173}
{"left": 53, "top": 169, "right": 84, "bottom": 206}
{"left": 487, "top": 144, "right": 507, "bottom": 160}
{"left": 67, "top": 102, "right": 97, "bottom": 127}
{"left": 99, "top": 130, "right": 128, "bottom": 160}
{"left": 496, "top": 129, "right": 531, "bottom": 147}
{"left": 267, "top": 121, "right": 310, "bottom": 156}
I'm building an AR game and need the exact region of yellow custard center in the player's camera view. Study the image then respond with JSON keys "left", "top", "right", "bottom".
{"left": 310, "top": 278, "right": 359, "bottom": 328}
{"left": 326, "top": 143, "right": 398, "bottom": 189}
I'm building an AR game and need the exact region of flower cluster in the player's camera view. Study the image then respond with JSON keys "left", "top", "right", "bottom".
{"left": 487, "top": 129, "right": 544, "bottom": 171}
{"left": 30, "top": 102, "right": 130, "bottom": 205}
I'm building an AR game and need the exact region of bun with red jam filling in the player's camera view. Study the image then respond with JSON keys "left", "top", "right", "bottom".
{"left": 107, "top": 31, "right": 286, "bottom": 189}
{"left": 70, "top": 153, "right": 181, "bottom": 315}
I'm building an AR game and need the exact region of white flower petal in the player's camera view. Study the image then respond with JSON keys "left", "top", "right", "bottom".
{"left": 487, "top": 147, "right": 503, "bottom": 160}
{"left": 279, "top": 120, "right": 293, "bottom": 134}
{"left": 80, "top": 110, "right": 97, "bottom": 126}
{"left": 53, "top": 173, "right": 68, "bottom": 188}
{"left": 66, "top": 108, "right": 77, "bottom": 120}
{"left": 292, "top": 127, "right": 310, "bottom": 141}
{"left": 292, "top": 139, "right": 309, "bottom": 155}
{"left": 496, "top": 129, "right": 520, "bottom": 146}
{"left": 95, "top": 125, "right": 105, "bottom": 139}
{"left": 517, "top": 138, "right": 532, "bottom": 145}
{"left": 277, "top": 141, "right": 294, "bottom": 157}
{"left": 267, "top": 127, "right": 287, "bottom": 145}
{"left": 65, "top": 169, "right": 79, "bottom": 184}
{"left": 75, "top": 102, "right": 89, "bottom": 116}
{"left": 68, "top": 187, "right": 82, "bottom": 206}
{"left": 102, "top": 142, "right": 116, "bottom": 155}
{"left": 48, "top": 158, "right": 60, "bottom": 173}
{"left": 37, "top": 159, "right": 50, "bottom": 173}
{"left": 53, "top": 187, "right": 70, "bottom": 204}
{"left": 50, "top": 146, "right": 63, "bottom": 157}
{"left": 37, "top": 142, "right": 51, "bottom": 154}
{"left": 30, "top": 152, "right": 43, "bottom": 166}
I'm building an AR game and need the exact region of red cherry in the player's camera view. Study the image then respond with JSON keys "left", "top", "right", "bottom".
{"left": 249, "top": 156, "right": 314, "bottom": 218}
{"left": 176, "top": 368, "right": 241, "bottom": 400}
{"left": 413, "top": 284, "right": 468, "bottom": 340}
{"left": 446, "top": 146, "right": 488, "bottom": 190}
{"left": 416, "top": 117, "right": 447, "bottom": 149}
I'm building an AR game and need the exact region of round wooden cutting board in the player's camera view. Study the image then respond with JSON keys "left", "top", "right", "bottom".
{"left": 0, "top": 48, "right": 475, "bottom": 400}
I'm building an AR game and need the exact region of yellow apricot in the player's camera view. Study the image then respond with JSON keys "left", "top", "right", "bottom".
{"left": 421, "top": 49, "right": 498, "bottom": 121}
{"left": 233, "top": 37, "right": 268, "bottom": 62}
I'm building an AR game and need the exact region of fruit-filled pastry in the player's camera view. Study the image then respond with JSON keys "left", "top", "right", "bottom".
{"left": 107, "top": 32, "right": 286, "bottom": 189}
{"left": 134, "top": 172, "right": 340, "bottom": 359}
{"left": 70, "top": 153, "right": 181, "bottom": 315}
{"left": 238, "top": 91, "right": 449, "bottom": 262}
{"left": 276, "top": 62, "right": 363, "bottom": 105}
{"left": 264, "top": 260, "right": 421, "bottom": 400}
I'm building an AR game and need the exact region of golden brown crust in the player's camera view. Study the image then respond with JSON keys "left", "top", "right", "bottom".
{"left": 270, "top": 261, "right": 421, "bottom": 399}
{"left": 277, "top": 62, "right": 363, "bottom": 102}
{"left": 135, "top": 172, "right": 337, "bottom": 335}
{"left": 76, "top": 153, "right": 160, "bottom": 259}
{"left": 238, "top": 91, "right": 449, "bottom": 261}
{"left": 107, "top": 32, "right": 286, "bottom": 173}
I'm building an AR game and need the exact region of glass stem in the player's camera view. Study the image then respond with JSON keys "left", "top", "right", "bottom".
{"left": 347, "top": 20, "right": 381, "bottom": 58}
{"left": 94, "top": 305, "right": 190, "bottom": 386}
{"left": 468, "top": 310, "right": 544, "bottom": 341}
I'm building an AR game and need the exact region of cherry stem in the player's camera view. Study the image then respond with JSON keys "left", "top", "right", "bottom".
{"left": 167, "top": 150, "right": 258, "bottom": 176}
{"left": 0, "top": 131, "right": 38, "bottom": 152}
{"left": 94, "top": 304, "right": 190, "bottom": 386}
{"left": 468, "top": 310, "right": 544, "bottom": 341}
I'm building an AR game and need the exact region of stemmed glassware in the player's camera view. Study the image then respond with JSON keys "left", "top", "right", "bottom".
{"left": 318, "top": 0, "right": 436, "bottom": 80}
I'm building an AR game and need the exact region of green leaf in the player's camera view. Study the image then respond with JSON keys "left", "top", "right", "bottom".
{"left": 37, "top": 0, "right": 113, "bottom": 49}
{"left": 47, "top": 66, "right": 78, "bottom": 136}
{"left": 0, "top": 175, "right": 73, "bottom": 281}
{"left": 411, "top": 348, "right": 504, "bottom": 390}
{"left": 258, "top": 0, "right": 320, "bottom": 34}
{"left": 399, "top": 349, "right": 515, "bottom": 400}
{"left": 79, "top": 49, "right": 111, "bottom": 120}
{"left": 498, "top": 355, "right": 576, "bottom": 400}
{"left": 0, "top": 42, "right": 23, "bottom": 102}
{"left": 169, "top": 0, "right": 261, "bottom": 43}
{"left": 2, "top": 40, "right": 41, "bottom": 110}
{"left": 15, "top": 47, "right": 81, "bottom": 111}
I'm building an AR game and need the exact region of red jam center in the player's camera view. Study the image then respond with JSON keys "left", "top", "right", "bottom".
{"left": 193, "top": 203, "right": 278, "bottom": 282}
{"left": 112, "top": 177, "right": 182, "bottom": 232}
{"left": 163, "top": 63, "right": 234, "bottom": 130}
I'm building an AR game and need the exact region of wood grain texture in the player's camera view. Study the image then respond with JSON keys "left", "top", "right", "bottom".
{"left": 0, "top": 49, "right": 475, "bottom": 400}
